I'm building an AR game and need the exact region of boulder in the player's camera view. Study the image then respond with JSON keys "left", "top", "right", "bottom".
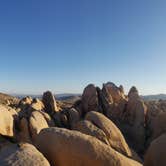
{"left": 122, "top": 86, "right": 147, "bottom": 152}
{"left": 35, "top": 127, "right": 142, "bottom": 166}
{"left": 19, "top": 96, "right": 33, "bottom": 106}
{"left": 0, "top": 104, "right": 14, "bottom": 137}
{"left": 73, "top": 120, "right": 110, "bottom": 145}
{"left": 103, "top": 82, "right": 126, "bottom": 103}
{"left": 38, "top": 111, "right": 55, "bottom": 127}
{"left": 82, "top": 84, "right": 99, "bottom": 114}
{"left": 96, "top": 87, "right": 112, "bottom": 115}
{"left": 29, "top": 111, "right": 48, "bottom": 141}
{"left": 152, "top": 112, "right": 166, "bottom": 140}
{"left": 30, "top": 98, "right": 45, "bottom": 112}
{"left": 85, "top": 111, "right": 132, "bottom": 157}
{"left": 0, "top": 143, "right": 50, "bottom": 166}
{"left": 98, "top": 83, "right": 127, "bottom": 120}
{"left": 144, "top": 134, "right": 166, "bottom": 166}
{"left": 128, "top": 86, "right": 139, "bottom": 99}
{"left": 68, "top": 108, "right": 80, "bottom": 129}
{"left": 42, "top": 91, "right": 59, "bottom": 115}
{"left": 17, "top": 118, "right": 31, "bottom": 143}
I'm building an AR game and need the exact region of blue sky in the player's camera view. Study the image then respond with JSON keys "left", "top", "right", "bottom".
{"left": 0, "top": 0, "right": 166, "bottom": 95}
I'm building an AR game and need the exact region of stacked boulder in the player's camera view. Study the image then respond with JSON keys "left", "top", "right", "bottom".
{"left": 122, "top": 87, "right": 147, "bottom": 153}
{"left": 35, "top": 127, "right": 142, "bottom": 166}
{"left": 0, "top": 143, "right": 50, "bottom": 166}
{"left": 2, "top": 82, "right": 166, "bottom": 165}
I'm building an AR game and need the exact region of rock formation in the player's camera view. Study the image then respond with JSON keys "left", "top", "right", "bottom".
{"left": 0, "top": 82, "right": 165, "bottom": 165}
{"left": 85, "top": 111, "right": 132, "bottom": 157}
{"left": 73, "top": 120, "right": 110, "bottom": 145}
{"left": 42, "top": 91, "right": 59, "bottom": 115}
{"left": 144, "top": 134, "right": 166, "bottom": 166}
{"left": 0, "top": 143, "right": 50, "bottom": 166}
{"left": 35, "top": 127, "right": 142, "bottom": 166}
{"left": 82, "top": 84, "right": 99, "bottom": 114}
{"left": 0, "top": 104, "right": 14, "bottom": 137}
{"left": 122, "top": 86, "right": 147, "bottom": 153}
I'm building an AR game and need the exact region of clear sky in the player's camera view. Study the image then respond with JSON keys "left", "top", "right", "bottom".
{"left": 0, "top": 0, "right": 166, "bottom": 95}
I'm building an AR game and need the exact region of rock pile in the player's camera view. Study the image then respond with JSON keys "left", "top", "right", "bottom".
{"left": 0, "top": 81, "right": 166, "bottom": 166}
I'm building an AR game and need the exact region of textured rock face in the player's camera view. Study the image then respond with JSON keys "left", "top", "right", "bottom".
{"left": 152, "top": 112, "right": 166, "bottom": 140}
{"left": 0, "top": 143, "right": 50, "bottom": 166}
{"left": 38, "top": 111, "right": 55, "bottom": 127}
{"left": 36, "top": 127, "right": 142, "bottom": 166}
{"left": 19, "top": 96, "right": 33, "bottom": 106}
{"left": 122, "top": 87, "right": 147, "bottom": 153}
{"left": 68, "top": 108, "right": 80, "bottom": 129}
{"left": 99, "top": 83, "right": 127, "bottom": 120}
{"left": 0, "top": 104, "right": 14, "bottom": 137}
{"left": 144, "top": 134, "right": 166, "bottom": 166}
{"left": 42, "top": 91, "right": 59, "bottom": 115}
{"left": 103, "top": 82, "right": 126, "bottom": 103}
{"left": 128, "top": 86, "right": 139, "bottom": 99}
{"left": 85, "top": 111, "right": 132, "bottom": 157}
{"left": 82, "top": 84, "right": 99, "bottom": 114}
{"left": 29, "top": 111, "right": 49, "bottom": 141}
{"left": 30, "top": 98, "right": 45, "bottom": 112}
{"left": 73, "top": 120, "right": 110, "bottom": 145}
{"left": 17, "top": 118, "right": 31, "bottom": 143}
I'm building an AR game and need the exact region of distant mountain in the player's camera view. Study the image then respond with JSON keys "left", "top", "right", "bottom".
{"left": 12, "top": 93, "right": 166, "bottom": 102}
{"left": 0, "top": 92, "right": 19, "bottom": 105}
{"left": 13, "top": 93, "right": 81, "bottom": 101}
{"left": 141, "top": 94, "right": 166, "bottom": 101}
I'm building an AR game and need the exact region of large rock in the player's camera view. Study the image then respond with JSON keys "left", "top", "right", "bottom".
{"left": 152, "top": 112, "right": 166, "bottom": 140}
{"left": 103, "top": 82, "right": 126, "bottom": 103}
{"left": 98, "top": 83, "right": 127, "bottom": 120}
{"left": 29, "top": 111, "right": 48, "bottom": 141}
{"left": 68, "top": 108, "right": 80, "bottom": 129}
{"left": 123, "top": 86, "right": 147, "bottom": 152}
{"left": 38, "top": 111, "right": 55, "bottom": 127}
{"left": 82, "top": 84, "right": 99, "bottom": 114}
{"left": 144, "top": 134, "right": 166, "bottom": 166}
{"left": 85, "top": 111, "right": 132, "bottom": 157}
{"left": 35, "top": 127, "right": 142, "bottom": 166}
{"left": 0, "top": 104, "right": 14, "bottom": 137}
{"left": 19, "top": 96, "right": 33, "bottom": 106}
{"left": 42, "top": 91, "right": 59, "bottom": 115}
{"left": 0, "top": 143, "right": 50, "bottom": 166}
{"left": 73, "top": 120, "right": 110, "bottom": 145}
{"left": 17, "top": 118, "right": 31, "bottom": 143}
{"left": 29, "top": 98, "right": 45, "bottom": 112}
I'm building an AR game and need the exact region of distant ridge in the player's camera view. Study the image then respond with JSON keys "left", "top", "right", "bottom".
{"left": 12, "top": 93, "right": 166, "bottom": 101}
{"left": 141, "top": 94, "right": 166, "bottom": 101}
{"left": 12, "top": 93, "right": 81, "bottom": 101}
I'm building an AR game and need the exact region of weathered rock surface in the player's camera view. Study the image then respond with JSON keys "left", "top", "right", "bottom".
{"left": 36, "top": 127, "right": 142, "bottom": 166}
{"left": 152, "top": 112, "right": 166, "bottom": 140}
{"left": 123, "top": 87, "right": 147, "bottom": 152}
{"left": 17, "top": 117, "right": 31, "bottom": 143}
{"left": 73, "top": 120, "right": 110, "bottom": 145}
{"left": 38, "top": 111, "right": 55, "bottom": 127}
{"left": 98, "top": 83, "right": 127, "bottom": 120}
{"left": 29, "top": 111, "right": 48, "bottom": 141}
{"left": 68, "top": 108, "right": 80, "bottom": 129}
{"left": 42, "top": 91, "right": 59, "bottom": 115}
{"left": 103, "top": 82, "right": 126, "bottom": 103}
{"left": 0, "top": 104, "right": 14, "bottom": 137}
{"left": 85, "top": 111, "right": 132, "bottom": 157}
{"left": 82, "top": 84, "right": 99, "bottom": 114}
{"left": 144, "top": 134, "right": 166, "bottom": 166}
{"left": 0, "top": 143, "right": 50, "bottom": 166}
{"left": 29, "top": 98, "right": 45, "bottom": 112}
